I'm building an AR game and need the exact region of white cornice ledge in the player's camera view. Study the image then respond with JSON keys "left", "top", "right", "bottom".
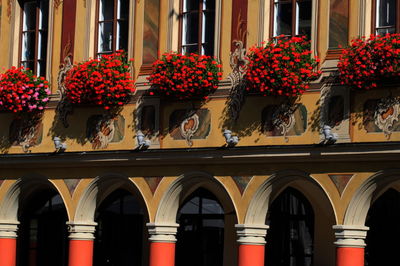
{"left": 235, "top": 224, "right": 269, "bottom": 245}
{"left": 333, "top": 225, "right": 369, "bottom": 248}
{"left": 67, "top": 221, "right": 97, "bottom": 241}
{"left": 147, "top": 222, "right": 179, "bottom": 243}
{"left": 0, "top": 221, "right": 19, "bottom": 239}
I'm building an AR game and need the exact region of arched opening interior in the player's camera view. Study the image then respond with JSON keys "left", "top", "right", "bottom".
{"left": 176, "top": 188, "right": 225, "bottom": 266}
{"left": 365, "top": 188, "right": 400, "bottom": 266}
{"left": 93, "top": 189, "right": 145, "bottom": 266}
{"left": 265, "top": 187, "right": 314, "bottom": 266}
{"left": 17, "top": 190, "right": 68, "bottom": 266}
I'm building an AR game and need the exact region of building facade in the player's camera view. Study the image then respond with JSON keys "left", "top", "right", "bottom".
{"left": 0, "top": 0, "right": 400, "bottom": 266}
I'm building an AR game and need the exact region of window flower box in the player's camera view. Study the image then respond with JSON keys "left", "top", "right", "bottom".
{"left": 64, "top": 51, "right": 135, "bottom": 110}
{"left": 338, "top": 34, "right": 400, "bottom": 90}
{"left": 147, "top": 52, "right": 223, "bottom": 100}
{"left": 245, "top": 36, "right": 321, "bottom": 97}
{"left": 0, "top": 67, "right": 50, "bottom": 113}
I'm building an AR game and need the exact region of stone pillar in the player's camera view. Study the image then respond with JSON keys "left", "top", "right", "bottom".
{"left": 0, "top": 221, "right": 19, "bottom": 266}
{"left": 333, "top": 225, "right": 369, "bottom": 266}
{"left": 235, "top": 224, "right": 269, "bottom": 266}
{"left": 147, "top": 223, "right": 179, "bottom": 266}
{"left": 67, "top": 222, "right": 97, "bottom": 266}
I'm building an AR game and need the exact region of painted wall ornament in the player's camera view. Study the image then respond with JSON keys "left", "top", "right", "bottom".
{"left": 180, "top": 113, "right": 200, "bottom": 147}
{"left": 272, "top": 103, "right": 296, "bottom": 142}
{"left": 56, "top": 55, "right": 74, "bottom": 128}
{"left": 9, "top": 116, "right": 43, "bottom": 153}
{"left": 227, "top": 41, "right": 248, "bottom": 121}
{"left": 374, "top": 96, "right": 400, "bottom": 139}
{"left": 87, "top": 115, "right": 124, "bottom": 150}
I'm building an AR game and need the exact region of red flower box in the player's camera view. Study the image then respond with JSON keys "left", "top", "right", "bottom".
{"left": 0, "top": 67, "right": 50, "bottom": 113}
{"left": 338, "top": 34, "right": 400, "bottom": 90}
{"left": 65, "top": 51, "right": 135, "bottom": 110}
{"left": 245, "top": 36, "right": 321, "bottom": 97}
{"left": 147, "top": 52, "right": 223, "bottom": 100}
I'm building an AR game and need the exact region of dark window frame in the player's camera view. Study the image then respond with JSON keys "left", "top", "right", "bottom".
{"left": 19, "top": 0, "right": 49, "bottom": 77}
{"left": 269, "top": 0, "right": 312, "bottom": 39}
{"left": 372, "top": 0, "right": 400, "bottom": 34}
{"left": 178, "top": 0, "right": 216, "bottom": 56}
{"left": 94, "top": 0, "right": 129, "bottom": 57}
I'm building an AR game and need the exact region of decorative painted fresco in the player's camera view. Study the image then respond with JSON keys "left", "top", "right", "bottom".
{"left": 143, "top": 0, "right": 160, "bottom": 65}
{"left": 329, "top": 0, "right": 349, "bottom": 48}
{"left": 86, "top": 115, "right": 125, "bottom": 149}
{"left": 326, "top": 95, "right": 345, "bottom": 127}
{"left": 144, "top": 176, "right": 163, "bottom": 194}
{"left": 64, "top": 179, "right": 80, "bottom": 196}
{"left": 261, "top": 104, "right": 307, "bottom": 137}
{"left": 140, "top": 105, "right": 156, "bottom": 136}
{"left": 0, "top": 180, "right": 3, "bottom": 187}
{"left": 231, "top": 176, "right": 252, "bottom": 195}
{"left": 9, "top": 118, "right": 43, "bottom": 152}
{"left": 328, "top": 174, "right": 353, "bottom": 196}
{"left": 363, "top": 98, "right": 400, "bottom": 137}
{"left": 169, "top": 109, "right": 211, "bottom": 146}
{"left": 231, "top": 0, "right": 248, "bottom": 51}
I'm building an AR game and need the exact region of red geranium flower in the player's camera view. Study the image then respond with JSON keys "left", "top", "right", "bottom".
{"left": 65, "top": 51, "right": 135, "bottom": 110}
{"left": 147, "top": 52, "right": 222, "bottom": 100}
{"left": 245, "top": 36, "right": 321, "bottom": 97}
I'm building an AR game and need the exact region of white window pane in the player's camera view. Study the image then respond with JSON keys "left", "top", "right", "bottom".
{"left": 118, "top": 0, "right": 129, "bottom": 19}
{"left": 39, "top": 0, "right": 49, "bottom": 30}
{"left": 98, "top": 22, "right": 113, "bottom": 53}
{"left": 376, "top": 0, "right": 396, "bottom": 28}
{"left": 99, "top": 0, "right": 114, "bottom": 21}
{"left": 22, "top": 32, "right": 35, "bottom": 61}
{"left": 274, "top": 2, "right": 292, "bottom": 36}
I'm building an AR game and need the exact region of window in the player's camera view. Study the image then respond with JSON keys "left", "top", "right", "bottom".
{"left": 96, "top": 0, "right": 129, "bottom": 56}
{"left": 271, "top": 0, "right": 312, "bottom": 39}
{"left": 180, "top": 0, "right": 216, "bottom": 55}
{"left": 20, "top": 0, "right": 49, "bottom": 77}
{"left": 373, "top": 0, "right": 399, "bottom": 35}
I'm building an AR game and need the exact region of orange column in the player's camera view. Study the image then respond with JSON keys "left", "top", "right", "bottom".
{"left": 0, "top": 222, "right": 19, "bottom": 266}
{"left": 236, "top": 224, "right": 268, "bottom": 266}
{"left": 333, "top": 225, "right": 369, "bottom": 266}
{"left": 147, "top": 223, "right": 179, "bottom": 266}
{"left": 67, "top": 222, "right": 97, "bottom": 266}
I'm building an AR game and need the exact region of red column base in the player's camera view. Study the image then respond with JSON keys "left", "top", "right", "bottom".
{"left": 68, "top": 240, "right": 94, "bottom": 266}
{"left": 336, "top": 247, "right": 365, "bottom": 266}
{"left": 149, "top": 242, "right": 175, "bottom": 266}
{"left": 238, "top": 244, "right": 265, "bottom": 266}
{"left": 0, "top": 238, "right": 17, "bottom": 266}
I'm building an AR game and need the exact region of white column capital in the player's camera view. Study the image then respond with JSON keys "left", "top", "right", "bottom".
{"left": 146, "top": 222, "right": 179, "bottom": 243}
{"left": 333, "top": 225, "right": 369, "bottom": 248}
{"left": 67, "top": 221, "right": 97, "bottom": 241}
{"left": 0, "top": 221, "right": 19, "bottom": 239}
{"left": 235, "top": 224, "right": 269, "bottom": 245}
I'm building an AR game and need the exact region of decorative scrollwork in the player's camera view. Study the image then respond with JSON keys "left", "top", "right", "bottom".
{"left": 227, "top": 41, "right": 249, "bottom": 121}
{"left": 180, "top": 113, "right": 200, "bottom": 147}
{"left": 9, "top": 116, "right": 42, "bottom": 153}
{"left": 56, "top": 55, "right": 74, "bottom": 127}
{"left": 374, "top": 96, "right": 400, "bottom": 139}
{"left": 272, "top": 103, "right": 297, "bottom": 142}
{"left": 88, "top": 116, "right": 116, "bottom": 150}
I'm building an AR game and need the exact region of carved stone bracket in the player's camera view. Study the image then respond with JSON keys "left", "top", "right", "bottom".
{"left": 180, "top": 113, "right": 199, "bottom": 147}
{"left": 56, "top": 55, "right": 74, "bottom": 128}
{"left": 374, "top": 96, "right": 400, "bottom": 139}
{"left": 272, "top": 103, "right": 297, "bottom": 142}
{"left": 227, "top": 41, "right": 248, "bottom": 121}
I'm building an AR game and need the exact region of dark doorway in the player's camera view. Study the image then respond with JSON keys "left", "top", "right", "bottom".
{"left": 17, "top": 191, "right": 68, "bottom": 266}
{"left": 265, "top": 187, "right": 314, "bottom": 266}
{"left": 365, "top": 189, "right": 400, "bottom": 266}
{"left": 176, "top": 188, "right": 225, "bottom": 266}
{"left": 94, "top": 189, "right": 144, "bottom": 266}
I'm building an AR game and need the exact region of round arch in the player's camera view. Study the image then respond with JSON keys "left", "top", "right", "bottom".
{"left": 74, "top": 173, "right": 150, "bottom": 224}
{"left": 0, "top": 174, "right": 68, "bottom": 222}
{"left": 154, "top": 171, "right": 237, "bottom": 225}
{"left": 245, "top": 170, "right": 337, "bottom": 225}
{"left": 344, "top": 169, "right": 400, "bottom": 226}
